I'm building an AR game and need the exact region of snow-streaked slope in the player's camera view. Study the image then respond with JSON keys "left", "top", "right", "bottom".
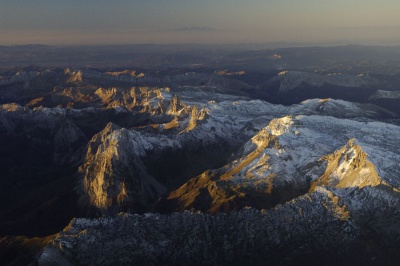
{"left": 164, "top": 115, "right": 400, "bottom": 212}
{"left": 296, "top": 98, "right": 396, "bottom": 118}
{"left": 275, "top": 71, "right": 379, "bottom": 93}
{"left": 369, "top": 90, "right": 400, "bottom": 100}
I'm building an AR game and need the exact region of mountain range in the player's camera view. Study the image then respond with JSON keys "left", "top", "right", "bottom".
{"left": 0, "top": 45, "right": 400, "bottom": 265}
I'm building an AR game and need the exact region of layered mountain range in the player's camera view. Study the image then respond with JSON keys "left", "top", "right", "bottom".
{"left": 1, "top": 57, "right": 400, "bottom": 265}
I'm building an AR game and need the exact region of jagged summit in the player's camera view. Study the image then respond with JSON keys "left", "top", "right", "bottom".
{"left": 65, "top": 69, "right": 83, "bottom": 83}
{"left": 167, "top": 95, "right": 186, "bottom": 116}
{"left": 310, "top": 139, "right": 383, "bottom": 191}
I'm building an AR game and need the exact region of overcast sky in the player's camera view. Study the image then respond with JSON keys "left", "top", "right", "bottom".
{"left": 1, "top": 0, "right": 400, "bottom": 45}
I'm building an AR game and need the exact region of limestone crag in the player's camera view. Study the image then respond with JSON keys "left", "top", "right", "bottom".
{"left": 80, "top": 123, "right": 165, "bottom": 214}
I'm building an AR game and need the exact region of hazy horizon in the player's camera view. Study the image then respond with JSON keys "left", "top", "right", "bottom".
{"left": 1, "top": 0, "right": 400, "bottom": 46}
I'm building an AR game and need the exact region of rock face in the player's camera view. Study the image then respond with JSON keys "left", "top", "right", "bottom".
{"left": 310, "top": 139, "right": 383, "bottom": 190}
{"left": 65, "top": 69, "right": 83, "bottom": 83}
{"left": 79, "top": 123, "right": 165, "bottom": 214}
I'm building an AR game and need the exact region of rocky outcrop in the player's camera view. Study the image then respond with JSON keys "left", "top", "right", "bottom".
{"left": 79, "top": 123, "right": 165, "bottom": 214}
{"left": 65, "top": 69, "right": 83, "bottom": 83}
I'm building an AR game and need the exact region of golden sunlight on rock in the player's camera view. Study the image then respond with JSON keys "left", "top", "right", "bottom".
{"left": 310, "top": 139, "right": 384, "bottom": 191}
